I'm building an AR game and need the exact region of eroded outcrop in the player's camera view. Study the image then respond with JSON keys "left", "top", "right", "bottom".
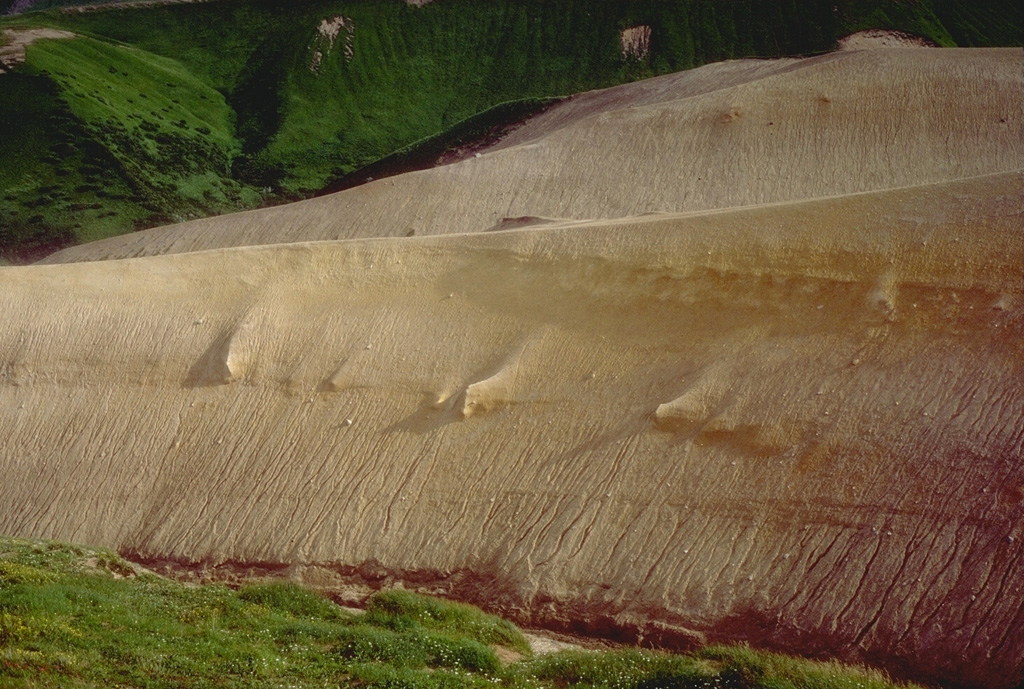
{"left": 2, "top": 170, "right": 1021, "bottom": 688}
{"left": 620, "top": 26, "right": 652, "bottom": 61}
{"left": 2, "top": 48, "right": 1022, "bottom": 689}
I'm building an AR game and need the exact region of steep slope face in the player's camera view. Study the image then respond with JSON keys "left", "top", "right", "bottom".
{"left": 42, "top": 47, "right": 1023, "bottom": 264}
{"left": 2, "top": 170, "right": 1022, "bottom": 688}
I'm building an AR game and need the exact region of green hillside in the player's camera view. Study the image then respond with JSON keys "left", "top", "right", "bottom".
{"left": 1, "top": 36, "right": 250, "bottom": 253}
{"left": 0, "top": 0, "right": 1020, "bottom": 261}
{"left": 0, "top": 536, "right": 925, "bottom": 689}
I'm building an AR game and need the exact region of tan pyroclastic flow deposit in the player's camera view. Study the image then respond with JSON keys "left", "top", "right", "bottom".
{"left": 3, "top": 47, "right": 1023, "bottom": 689}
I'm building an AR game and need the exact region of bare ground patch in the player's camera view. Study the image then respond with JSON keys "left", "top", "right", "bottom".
{"left": 0, "top": 28, "right": 75, "bottom": 74}
{"left": 839, "top": 29, "right": 938, "bottom": 50}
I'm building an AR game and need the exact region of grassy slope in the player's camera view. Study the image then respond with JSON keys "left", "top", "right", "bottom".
{"left": 0, "top": 0, "right": 1021, "bottom": 261}
{"left": 0, "top": 72, "right": 80, "bottom": 257}
{"left": 4, "top": 36, "right": 251, "bottom": 251}
{"left": 0, "top": 537, "right": 924, "bottom": 689}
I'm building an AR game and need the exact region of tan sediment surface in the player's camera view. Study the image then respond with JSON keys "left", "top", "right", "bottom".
{"left": 3, "top": 47, "right": 1023, "bottom": 689}
{"left": 42, "top": 47, "right": 1022, "bottom": 263}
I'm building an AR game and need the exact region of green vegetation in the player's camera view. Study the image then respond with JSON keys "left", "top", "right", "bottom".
{"left": 835, "top": 0, "right": 1024, "bottom": 46}
{"left": 0, "top": 536, "right": 926, "bottom": 689}
{"left": 930, "top": 0, "right": 1024, "bottom": 47}
{"left": 506, "top": 646, "right": 921, "bottom": 689}
{"left": 0, "top": 537, "right": 526, "bottom": 688}
{"left": 0, "top": 0, "right": 1020, "bottom": 260}
{"left": 0, "top": 35, "right": 254, "bottom": 259}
